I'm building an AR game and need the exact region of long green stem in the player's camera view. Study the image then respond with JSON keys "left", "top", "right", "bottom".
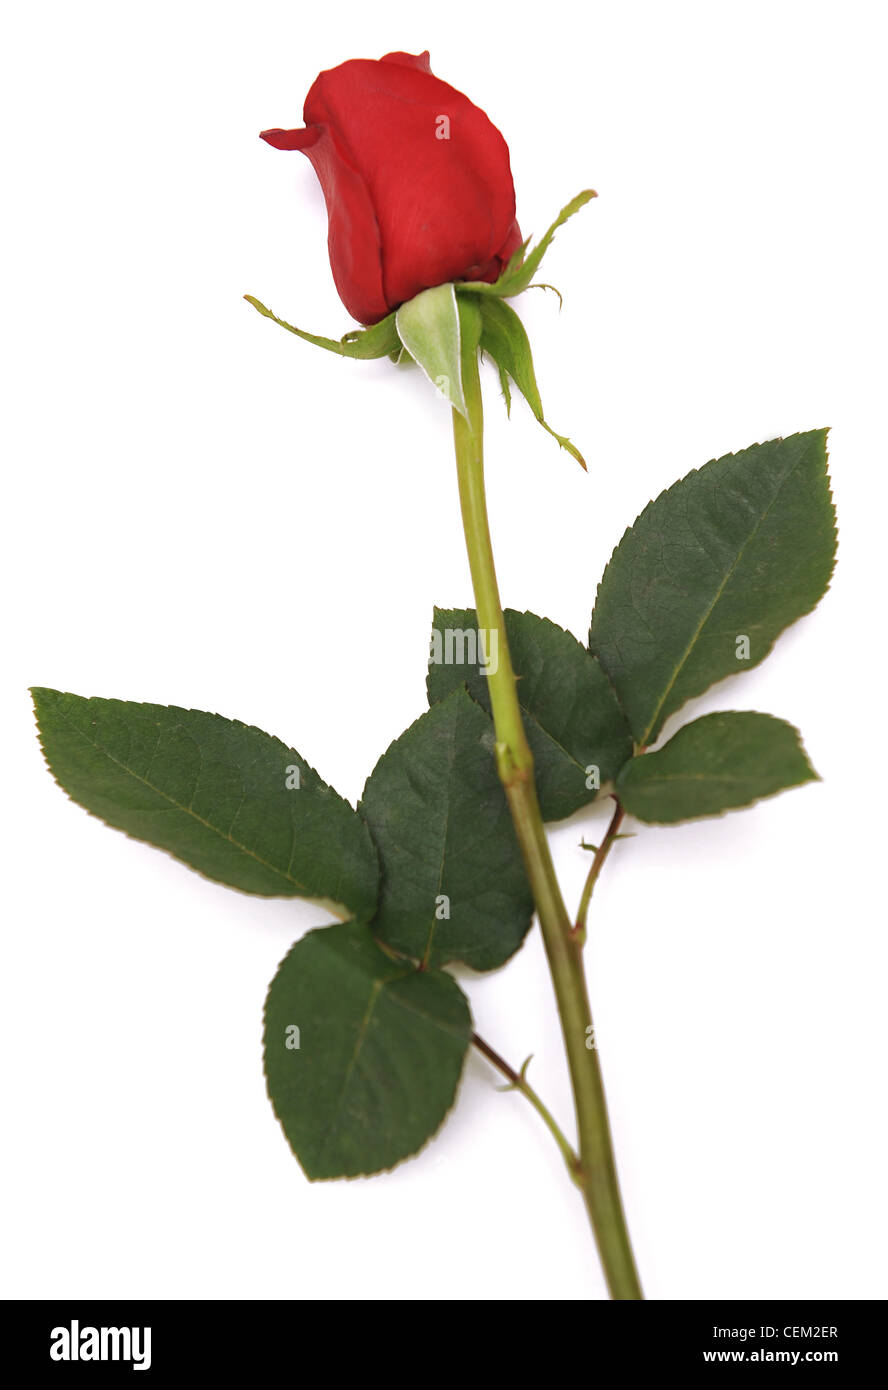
{"left": 452, "top": 343, "right": 642, "bottom": 1300}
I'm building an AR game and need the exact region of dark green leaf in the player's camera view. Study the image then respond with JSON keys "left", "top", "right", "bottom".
{"left": 617, "top": 711, "right": 818, "bottom": 823}
{"left": 244, "top": 296, "right": 400, "bottom": 360}
{"left": 31, "top": 689, "right": 378, "bottom": 914}
{"left": 264, "top": 921, "right": 471, "bottom": 1179}
{"left": 359, "top": 689, "right": 534, "bottom": 971}
{"left": 589, "top": 430, "right": 836, "bottom": 746}
{"left": 476, "top": 298, "right": 585, "bottom": 466}
{"left": 427, "top": 608, "right": 632, "bottom": 822}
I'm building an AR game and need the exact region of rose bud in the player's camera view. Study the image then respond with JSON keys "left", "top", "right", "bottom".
{"left": 261, "top": 50, "right": 522, "bottom": 325}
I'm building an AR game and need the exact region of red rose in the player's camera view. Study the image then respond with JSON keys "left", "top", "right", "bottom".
{"left": 261, "top": 50, "right": 522, "bottom": 325}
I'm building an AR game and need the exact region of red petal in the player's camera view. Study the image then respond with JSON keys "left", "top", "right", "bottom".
{"left": 494, "top": 218, "right": 524, "bottom": 274}
{"left": 301, "top": 128, "right": 389, "bottom": 324}
{"left": 380, "top": 50, "right": 432, "bottom": 72}
{"left": 260, "top": 127, "right": 320, "bottom": 151}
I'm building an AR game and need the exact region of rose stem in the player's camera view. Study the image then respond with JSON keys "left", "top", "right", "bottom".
{"left": 471, "top": 1032, "right": 581, "bottom": 1177}
{"left": 451, "top": 328, "right": 643, "bottom": 1301}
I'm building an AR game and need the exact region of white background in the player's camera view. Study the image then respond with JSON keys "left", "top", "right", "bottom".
{"left": 2, "top": 0, "right": 886, "bottom": 1301}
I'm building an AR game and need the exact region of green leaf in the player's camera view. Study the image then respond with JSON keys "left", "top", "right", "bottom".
{"left": 264, "top": 921, "right": 471, "bottom": 1179}
{"left": 395, "top": 283, "right": 471, "bottom": 417}
{"left": 31, "top": 689, "right": 379, "bottom": 914}
{"left": 457, "top": 190, "right": 596, "bottom": 300}
{"left": 244, "top": 296, "right": 400, "bottom": 360}
{"left": 427, "top": 609, "right": 632, "bottom": 822}
{"left": 359, "top": 689, "right": 534, "bottom": 971}
{"left": 476, "top": 297, "right": 585, "bottom": 466}
{"left": 589, "top": 430, "right": 836, "bottom": 746}
{"left": 617, "top": 711, "right": 818, "bottom": 823}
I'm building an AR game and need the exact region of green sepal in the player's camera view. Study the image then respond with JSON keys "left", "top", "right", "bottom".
{"left": 244, "top": 296, "right": 401, "bottom": 360}
{"left": 456, "top": 191, "right": 596, "bottom": 301}
{"left": 395, "top": 283, "right": 473, "bottom": 417}
{"left": 495, "top": 361, "right": 512, "bottom": 413}
{"left": 475, "top": 297, "right": 585, "bottom": 467}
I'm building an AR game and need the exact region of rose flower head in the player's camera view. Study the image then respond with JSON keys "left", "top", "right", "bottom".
{"left": 261, "top": 50, "right": 522, "bottom": 324}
